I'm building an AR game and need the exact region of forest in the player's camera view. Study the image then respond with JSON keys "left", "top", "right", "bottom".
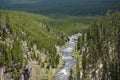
{"left": 0, "top": 10, "right": 120, "bottom": 80}
{"left": 0, "top": 0, "right": 120, "bottom": 16}
{"left": 0, "top": 0, "right": 120, "bottom": 80}
{"left": 0, "top": 10, "right": 65, "bottom": 79}
{"left": 69, "top": 12, "right": 120, "bottom": 80}
{"left": 0, "top": 10, "right": 91, "bottom": 80}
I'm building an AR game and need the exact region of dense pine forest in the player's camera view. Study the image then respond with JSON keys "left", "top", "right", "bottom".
{"left": 0, "top": 0, "right": 120, "bottom": 80}
{"left": 69, "top": 12, "right": 120, "bottom": 80}
{"left": 0, "top": 0, "right": 120, "bottom": 16}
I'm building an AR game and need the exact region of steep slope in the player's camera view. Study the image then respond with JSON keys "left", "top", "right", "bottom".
{"left": 70, "top": 12, "right": 120, "bottom": 80}
{"left": 0, "top": 10, "right": 65, "bottom": 80}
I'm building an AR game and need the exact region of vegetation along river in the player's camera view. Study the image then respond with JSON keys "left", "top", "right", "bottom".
{"left": 53, "top": 34, "right": 81, "bottom": 80}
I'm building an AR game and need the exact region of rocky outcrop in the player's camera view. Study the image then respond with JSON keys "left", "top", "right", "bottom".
{"left": 0, "top": 67, "right": 5, "bottom": 80}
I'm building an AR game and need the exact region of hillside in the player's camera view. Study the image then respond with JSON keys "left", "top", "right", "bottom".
{"left": 70, "top": 12, "right": 120, "bottom": 80}
{"left": 0, "top": 10, "right": 65, "bottom": 80}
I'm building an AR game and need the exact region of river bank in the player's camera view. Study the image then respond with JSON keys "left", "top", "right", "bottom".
{"left": 53, "top": 34, "right": 81, "bottom": 80}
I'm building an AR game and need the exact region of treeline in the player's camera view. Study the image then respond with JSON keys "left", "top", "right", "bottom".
{"left": 0, "top": 0, "right": 120, "bottom": 16}
{"left": 75, "top": 12, "right": 120, "bottom": 80}
{"left": 43, "top": 16, "right": 92, "bottom": 36}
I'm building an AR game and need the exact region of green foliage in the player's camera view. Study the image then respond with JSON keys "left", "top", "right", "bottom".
{"left": 77, "top": 12, "right": 120, "bottom": 79}
{"left": 0, "top": 10, "right": 93, "bottom": 79}
{"left": 45, "top": 16, "right": 93, "bottom": 35}
{"left": 0, "top": 0, "right": 120, "bottom": 16}
{"left": 0, "top": 10, "right": 66, "bottom": 79}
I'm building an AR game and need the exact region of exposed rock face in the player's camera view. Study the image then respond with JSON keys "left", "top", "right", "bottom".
{"left": 23, "top": 62, "right": 34, "bottom": 80}
{"left": 23, "top": 68, "right": 30, "bottom": 80}
{"left": 0, "top": 67, "right": 5, "bottom": 80}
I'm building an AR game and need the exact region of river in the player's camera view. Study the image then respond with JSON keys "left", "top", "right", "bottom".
{"left": 53, "top": 34, "right": 81, "bottom": 80}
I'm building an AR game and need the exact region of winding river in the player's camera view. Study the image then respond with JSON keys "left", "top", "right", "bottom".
{"left": 53, "top": 34, "right": 80, "bottom": 80}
